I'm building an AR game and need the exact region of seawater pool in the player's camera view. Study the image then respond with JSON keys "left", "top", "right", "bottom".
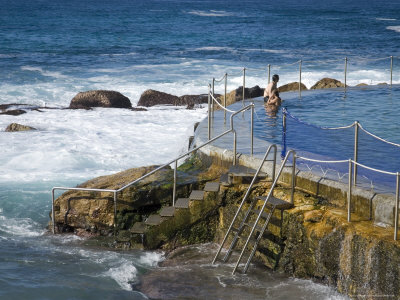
{"left": 253, "top": 84, "right": 400, "bottom": 193}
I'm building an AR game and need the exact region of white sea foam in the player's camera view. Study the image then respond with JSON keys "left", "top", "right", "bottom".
{"left": 376, "top": 18, "right": 397, "bottom": 21}
{"left": 104, "top": 262, "right": 138, "bottom": 291}
{"left": 0, "top": 215, "right": 44, "bottom": 237}
{"left": 387, "top": 25, "right": 400, "bottom": 33}
{"left": 186, "top": 10, "right": 234, "bottom": 17}
{"left": 138, "top": 251, "right": 164, "bottom": 267}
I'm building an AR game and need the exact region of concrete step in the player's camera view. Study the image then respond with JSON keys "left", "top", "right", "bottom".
{"left": 130, "top": 222, "right": 147, "bottom": 234}
{"left": 189, "top": 190, "right": 205, "bottom": 201}
{"left": 228, "top": 165, "right": 267, "bottom": 178}
{"left": 204, "top": 181, "right": 220, "bottom": 192}
{"left": 175, "top": 198, "right": 190, "bottom": 208}
{"left": 145, "top": 214, "right": 164, "bottom": 226}
{"left": 220, "top": 173, "right": 231, "bottom": 186}
{"left": 256, "top": 196, "right": 293, "bottom": 210}
{"left": 160, "top": 206, "right": 175, "bottom": 217}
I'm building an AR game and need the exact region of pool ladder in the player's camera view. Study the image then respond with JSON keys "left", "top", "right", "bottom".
{"left": 212, "top": 147, "right": 296, "bottom": 275}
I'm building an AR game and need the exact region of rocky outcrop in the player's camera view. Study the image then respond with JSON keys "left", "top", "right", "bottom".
{"left": 216, "top": 85, "right": 264, "bottom": 109}
{"left": 0, "top": 109, "right": 27, "bottom": 116}
{"left": 69, "top": 90, "right": 132, "bottom": 109}
{"left": 311, "top": 78, "right": 345, "bottom": 89}
{"left": 137, "top": 90, "right": 180, "bottom": 107}
{"left": 5, "top": 123, "right": 36, "bottom": 132}
{"left": 137, "top": 90, "right": 209, "bottom": 108}
{"left": 278, "top": 82, "right": 308, "bottom": 93}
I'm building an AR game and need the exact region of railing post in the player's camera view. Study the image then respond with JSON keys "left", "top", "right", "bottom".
{"left": 344, "top": 57, "right": 348, "bottom": 91}
{"left": 390, "top": 56, "right": 393, "bottom": 87}
{"left": 299, "top": 60, "right": 302, "bottom": 98}
{"left": 395, "top": 172, "right": 399, "bottom": 240}
{"left": 212, "top": 78, "right": 215, "bottom": 120}
{"left": 224, "top": 73, "right": 227, "bottom": 124}
{"left": 291, "top": 153, "right": 296, "bottom": 205}
{"left": 281, "top": 109, "right": 287, "bottom": 159}
{"left": 173, "top": 160, "right": 177, "bottom": 206}
{"left": 348, "top": 159, "right": 352, "bottom": 222}
{"left": 114, "top": 191, "right": 117, "bottom": 235}
{"left": 242, "top": 68, "right": 246, "bottom": 107}
{"left": 52, "top": 189, "right": 56, "bottom": 234}
{"left": 353, "top": 121, "right": 359, "bottom": 186}
{"left": 208, "top": 84, "right": 211, "bottom": 140}
{"left": 233, "top": 130, "right": 237, "bottom": 165}
{"left": 250, "top": 104, "right": 254, "bottom": 156}
{"left": 267, "top": 64, "right": 271, "bottom": 84}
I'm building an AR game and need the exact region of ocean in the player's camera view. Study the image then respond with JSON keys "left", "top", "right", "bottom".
{"left": 0, "top": 0, "right": 399, "bottom": 298}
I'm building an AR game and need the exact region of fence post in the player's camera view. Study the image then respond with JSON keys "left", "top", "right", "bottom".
{"left": 395, "top": 172, "right": 399, "bottom": 240}
{"left": 114, "top": 191, "right": 117, "bottom": 235}
{"left": 348, "top": 159, "right": 352, "bottom": 222}
{"left": 242, "top": 68, "right": 246, "bottom": 107}
{"left": 291, "top": 153, "right": 296, "bottom": 205}
{"left": 268, "top": 64, "right": 271, "bottom": 84}
{"left": 299, "top": 60, "right": 302, "bottom": 98}
{"left": 344, "top": 57, "right": 348, "bottom": 90}
{"left": 233, "top": 130, "right": 237, "bottom": 165}
{"left": 281, "top": 109, "right": 287, "bottom": 159}
{"left": 390, "top": 56, "right": 393, "bottom": 87}
{"left": 353, "top": 121, "right": 359, "bottom": 186}
{"left": 224, "top": 73, "right": 227, "bottom": 124}
{"left": 173, "top": 160, "right": 177, "bottom": 206}
{"left": 251, "top": 104, "right": 254, "bottom": 156}
{"left": 208, "top": 84, "right": 211, "bottom": 140}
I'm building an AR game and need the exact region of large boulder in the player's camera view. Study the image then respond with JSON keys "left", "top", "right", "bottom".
{"left": 5, "top": 123, "right": 36, "bottom": 132}
{"left": 310, "top": 78, "right": 345, "bottom": 89}
{"left": 216, "top": 85, "right": 264, "bottom": 109}
{"left": 279, "top": 82, "right": 308, "bottom": 93}
{"left": 178, "top": 94, "right": 209, "bottom": 108}
{"left": 137, "top": 90, "right": 180, "bottom": 107}
{"left": 69, "top": 90, "right": 132, "bottom": 109}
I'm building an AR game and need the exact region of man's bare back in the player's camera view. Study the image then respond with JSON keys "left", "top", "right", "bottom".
{"left": 264, "top": 74, "right": 281, "bottom": 107}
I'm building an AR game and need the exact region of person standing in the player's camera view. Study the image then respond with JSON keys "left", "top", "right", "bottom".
{"left": 264, "top": 74, "right": 281, "bottom": 106}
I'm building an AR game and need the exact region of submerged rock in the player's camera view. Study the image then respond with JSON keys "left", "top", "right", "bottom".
{"left": 5, "top": 123, "right": 36, "bottom": 132}
{"left": 0, "top": 109, "right": 26, "bottom": 116}
{"left": 69, "top": 90, "right": 132, "bottom": 109}
{"left": 310, "top": 78, "right": 345, "bottom": 89}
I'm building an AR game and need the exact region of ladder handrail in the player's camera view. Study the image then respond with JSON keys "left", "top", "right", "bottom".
{"left": 51, "top": 103, "right": 255, "bottom": 234}
{"left": 212, "top": 144, "right": 278, "bottom": 264}
{"left": 232, "top": 149, "right": 296, "bottom": 274}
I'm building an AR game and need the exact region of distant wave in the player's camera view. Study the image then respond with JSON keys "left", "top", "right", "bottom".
{"left": 376, "top": 18, "right": 397, "bottom": 21}
{"left": 387, "top": 26, "right": 400, "bottom": 33}
{"left": 21, "top": 66, "right": 68, "bottom": 79}
{"left": 186, "top": 10, "right": 234, "bottom": 17}
{"left": 191, "top": 47, "right": 285, "bottom": 54}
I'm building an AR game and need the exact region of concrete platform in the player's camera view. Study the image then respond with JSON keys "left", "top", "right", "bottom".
{"left": 175, "top": 198, "right": 190, "bottom": 208}
{"left": 130, "top": 222, "right": 147, "bottom": 234}
{"left": 145, "top": 214, "right": 164, "bottom": 226}
{"left": 204, "top": 181, "right": 220, "bottom": 192}
{"left": 160, "top": 206, "right": 175, "bottom": 217}
{"left": 189, "top": 190, "right": 205, "bottom": 200}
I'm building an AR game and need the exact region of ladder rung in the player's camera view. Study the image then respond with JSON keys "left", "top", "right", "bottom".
{"left": 244, "top": 222, "right": 263, "bottom": 233}
{"left": 252, "top": 209, "right": 270, "bottom": 219}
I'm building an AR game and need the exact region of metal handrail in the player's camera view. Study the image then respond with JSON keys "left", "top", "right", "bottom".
{"left": 51, "top": 102, "right": 255, "bottom": 234}
{"left": 212, "top": 144, "right": 278, "bottom": 265}
{"left": 231, "top": 149, "right": 296, "bottom": 274}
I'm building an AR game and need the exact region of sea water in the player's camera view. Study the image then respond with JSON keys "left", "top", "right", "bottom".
{"left": 1, "top": 0, "right": 399, "bottom": 298}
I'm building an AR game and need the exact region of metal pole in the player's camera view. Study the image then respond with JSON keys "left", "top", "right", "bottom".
{"left": 250, "top": 104, "right": 254, "bottom": 155}
{"left": 233, "top": 130, "right": 237, "bottom": 165}
{"left": 267, "top": 64, "right": 271, "bottom": 84}
{"left": 299, "top": 60, "right": 302, "bottom": 98}
{"left": 344, "top": 57, "right": 348, "bottom": 91}
{"left": 291, "top": 154, "right": 296, "bottom": 205}
{"left": 395, "top": 172, "right": 399, "bottom": 240}
{"left": 208, "top": 84, "right": 211, "bottom": 140}
{"left": 242, "top": 68, "right": 246, "bottom": 107}
{"left": 390, "top": 56, "right": 393, "bottom": 87}
{"left": 281, "top": 111, "right": 287, "bottom": 159}
{"left": 114, "top": 191, "right": 117, "bottom": 235}
{"left": 353, "top": 121, "right": 359, "bottom": 186}
{"left": 52, "top": 189, "right": 56, "bottom": 234}
{"left": 224, "top": 73, "right": 227, "bottom": 124}
{"left": 173, "top": 160, "right": 177, "bottom": 206}
{"left": 348, "top": 159, "right": 352, "bottom": 222}
{"left": 212, "top": 78, "right": 215, "bottom": 120}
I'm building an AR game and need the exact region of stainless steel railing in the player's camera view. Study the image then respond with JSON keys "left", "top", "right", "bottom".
{"left": 51, "top": 101, "right": 255, "bottom": 234}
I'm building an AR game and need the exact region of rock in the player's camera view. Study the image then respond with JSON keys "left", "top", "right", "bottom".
{"left": 131, "top": 107, "right": 147, "bottom": 111}
{"left": 137, "top": 90, "right": 180, "bottom": 107}
{"left": 69, "top": 90, "right": 132, "bottom": 109}
{"left": 5, "top": 123, "right": 36, "bottom": 132}
{"left": 178, "top": 94, "right": 209, "bottom": 108}
{"left": 356, "top": 83, "right": 368, "bottom": 87}
{"left": 216, "top": 85, "right": 264, "bottom": 109}
{"left": 278, "top": 82, "right": 308, "bottom": 93}
{"left": 310, "top": 78, "right": 345, "bottom": 89}
{"left": 0, "top": 109, "right": 26, "bottom": 116}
